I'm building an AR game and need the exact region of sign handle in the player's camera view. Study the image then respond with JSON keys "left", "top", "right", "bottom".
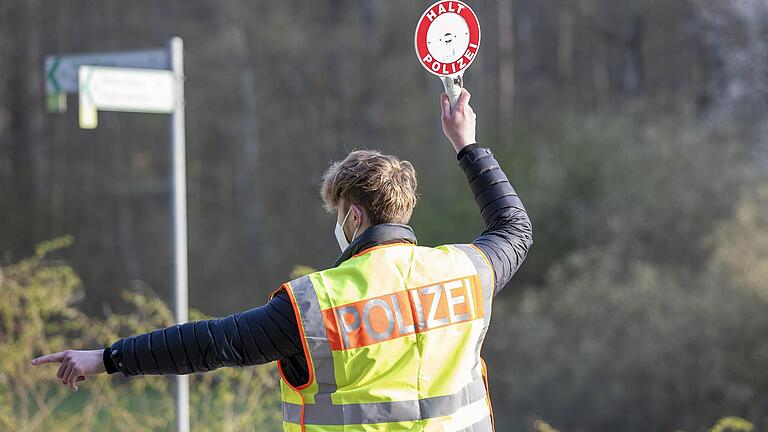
{"left": 442, "top": 74, "right": 463, "bottom": 109}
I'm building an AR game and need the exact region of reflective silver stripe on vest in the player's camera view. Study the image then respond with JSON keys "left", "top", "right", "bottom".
{"left": 449, "top": 244, "right": 495, "bottom": 380}
{"left": 283, "top": 376, "right": 487, "bottom": 425}
{"left": 288, "top": 276, "right": 337, "bottom": 404}
{"left": 457, "top": 415, "right": 493, "bottom": 432}
{"left": 450, "top": 244, "right": 494, "bottom": 328}
{"left": 282, "top": 403, "right": 302, "bottom": 425}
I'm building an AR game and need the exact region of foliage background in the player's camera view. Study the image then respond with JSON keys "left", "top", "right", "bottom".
{"left": 0, "top": 237, "right": 281, "bottom": 431}
{"left": 1, "top": 0, "right": 767, "bottom": 430}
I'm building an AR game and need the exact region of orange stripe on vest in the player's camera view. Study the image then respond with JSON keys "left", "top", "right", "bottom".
{"left": 322, "top": 275, "right": 484, "bottom": 350}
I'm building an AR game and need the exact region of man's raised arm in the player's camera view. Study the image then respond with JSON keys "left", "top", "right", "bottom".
{"left": 441, "top": 89, "right": 533, "bottom": 296}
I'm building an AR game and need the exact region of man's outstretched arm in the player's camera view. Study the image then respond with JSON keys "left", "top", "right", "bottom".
{"left": 441, "top": 89, "right": 533, "bottom": 296}
{"left": 31, "top": 290, "right": 302, "bottom": 389}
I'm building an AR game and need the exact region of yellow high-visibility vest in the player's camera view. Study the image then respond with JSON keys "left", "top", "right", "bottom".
{"left": 273, "top": 242, "right": 496, "bottom": 431}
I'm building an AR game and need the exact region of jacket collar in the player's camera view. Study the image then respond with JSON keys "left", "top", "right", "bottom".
{"left": 332, "top": 223, "right": 417, "bottom": 267}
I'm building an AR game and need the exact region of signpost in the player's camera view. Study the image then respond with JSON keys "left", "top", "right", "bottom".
{"left": 78, "top": 66, "right": 174, "bottom": 128}
{"left": 415, "top": 0, "right": 481, "bottom": 108}
{"left": 168, "top": 37, "right": 190, "bottom": 432}
{"left": 44, "top": 48, "right": 170, "bottom": 113}
{"left": 45, "top": 48, "right": 169, "bottom": 94}
{"left": 44, "top": 38, "right": 189, "bottom": 432}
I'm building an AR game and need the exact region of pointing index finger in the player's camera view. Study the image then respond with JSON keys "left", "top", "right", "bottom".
{"left": 31, "top": 351, "right": 66, "bottom": 365}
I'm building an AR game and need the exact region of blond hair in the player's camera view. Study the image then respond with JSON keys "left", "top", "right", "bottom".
{"left": 320, "top": 150, "right": 418, "bottom": 225}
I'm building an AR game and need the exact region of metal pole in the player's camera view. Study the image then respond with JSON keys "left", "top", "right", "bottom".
{"left": 169, "top": 36, "right": 190, "bottom": 432}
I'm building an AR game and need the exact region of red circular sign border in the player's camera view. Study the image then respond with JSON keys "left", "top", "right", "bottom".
{"left": 414, "top": 0, "right": 481, "bottom": 77}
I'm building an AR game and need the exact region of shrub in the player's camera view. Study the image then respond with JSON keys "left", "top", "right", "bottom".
{"left": 0, "top": 237, "right": 280, "bottom": 431}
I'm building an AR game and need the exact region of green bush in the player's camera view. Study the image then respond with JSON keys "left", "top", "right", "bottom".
{"left": 709, "top": 417, "right": 754, "bottom": 432}
{"left": 0, "top": 236, "right": 280, "bottom": 431}
{"left": 477, "top": 111, "right": 767, "bottom": 431}
{"left": 494, "top": 192, "right": 767, "bottom": 429}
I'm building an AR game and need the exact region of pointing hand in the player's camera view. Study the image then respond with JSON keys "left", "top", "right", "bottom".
{"left": 31, "top": 349, "right": 106, "bottom": 391}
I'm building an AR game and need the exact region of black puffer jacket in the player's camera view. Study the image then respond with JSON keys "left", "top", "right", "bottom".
{"left": 103, "top": 144, "right": 533, "bottom": 384}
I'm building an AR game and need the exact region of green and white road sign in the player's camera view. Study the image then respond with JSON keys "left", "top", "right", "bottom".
{"left": 45, "top": 48, "right": 169, "bottom": 94}
{"left": 78, "top": 66, "right": 174, "bottom": 129}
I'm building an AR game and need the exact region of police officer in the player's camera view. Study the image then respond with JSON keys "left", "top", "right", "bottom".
{"left": 32, "top": 89, "right": 532, "bottom": 431}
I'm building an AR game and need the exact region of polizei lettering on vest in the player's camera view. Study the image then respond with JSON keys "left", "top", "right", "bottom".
{"left": 323, "top": 275, "right": 484, "bottom": 350}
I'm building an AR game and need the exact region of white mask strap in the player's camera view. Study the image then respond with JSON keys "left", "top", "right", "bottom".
{"left": 340, "top": 206, "right": 353, "bottom": 231}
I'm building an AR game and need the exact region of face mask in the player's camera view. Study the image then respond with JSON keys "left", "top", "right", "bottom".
{"left": 334, "top": 206, "right": 359, "bottom": 251}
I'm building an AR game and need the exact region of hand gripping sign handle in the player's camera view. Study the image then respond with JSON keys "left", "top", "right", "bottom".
{"left": 442, "top": 74, "right": 463, "bottom": 109}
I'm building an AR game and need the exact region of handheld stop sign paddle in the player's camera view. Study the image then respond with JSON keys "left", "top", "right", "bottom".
{"left": 415, "top": 0, "right": 481, "bottom": 109}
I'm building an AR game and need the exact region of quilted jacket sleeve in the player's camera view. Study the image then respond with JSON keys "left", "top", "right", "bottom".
{"left": 104, "top": 290, "right": 303, "bottom": 376}
{"left": 457, "top": 144, "right": 534, "bottom": 295}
